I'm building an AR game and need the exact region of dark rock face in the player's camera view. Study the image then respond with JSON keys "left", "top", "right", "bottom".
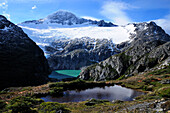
{"left": 0, "top": 15, "right": 50, "bottom": 89}
{"left": 46, "top": 37, "right": 120, "bottom": 70}
{"left": 79, "top": 22, "right": 170, "bottom": 81}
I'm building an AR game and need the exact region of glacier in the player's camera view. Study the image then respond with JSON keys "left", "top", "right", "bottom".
{"left": 17, "top": 10, "right": 146, "bottom": 53}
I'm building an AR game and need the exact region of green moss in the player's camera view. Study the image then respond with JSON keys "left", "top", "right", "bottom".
{"left": 7, "top": 96, "right": 44, "bottom": 113}
{"left": 117, "top": 75, "right": 125, "bottom": 80}
{"left": 50, "top": 87, "right": 64, "bottom": 96}
{"left": 148, "top": 65, "right": 170, "bottom": 75}
{"left": 38, "top": 102, "right": 70, "bottom": 113}
{"left": 10, "top": 96, "right": 44, "bottom": 105}
{"left": 157, "top": 87, "right": 170, "bottom": 98}
{"left": 0, "top": 100, "right": 7, "bottom": 109}
{"left": 8, "top": 101, "right": 36, "bottom": 113}
{"left": 49, "top": 79, "right": 108, "bottom": 91}
{"left": 0, "top": 91, "right": 7, "bottom": 94}
{"left": 21, "top": 87, "right": 33, "bottom": 91}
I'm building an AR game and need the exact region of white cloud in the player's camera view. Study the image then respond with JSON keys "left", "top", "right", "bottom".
{"left": 82, "top": 16, "right": 100, "bottom": 21}
{"left": 0, "top": 1, "right": 8, "bottom": 9}
{"left": 0, "top": 0, "right": 10, "bottom": 20}
{"left": 100, "top": 0, "right": 135, "bottom": 25}
{"left": 32, "top": 5, "right": 37, "bottom": 10}
{"left": 154, "top": 14, "right": 170, "bottom": 35}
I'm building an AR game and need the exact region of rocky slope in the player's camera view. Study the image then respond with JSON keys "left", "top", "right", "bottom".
{"left": 46, "top": 37, "right": 120, "bottom": 70}
{"left": 18, "top": 11, "right": 170, "bottom": 71}
{"left": 0, "top": 15, "right": 51, "bottom": 90}
{"left": 79, "top": 22, "right": 170, "bottom": 81}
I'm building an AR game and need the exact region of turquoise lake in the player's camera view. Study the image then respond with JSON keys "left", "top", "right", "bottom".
{"left": 49, "top": 70, "right": 81, "bottom": 80}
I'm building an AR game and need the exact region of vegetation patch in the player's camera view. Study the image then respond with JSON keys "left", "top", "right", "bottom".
{"left": 157, "top": 86, "right": 170, "bottom": 98}
{"left": 50, "top": 87, "right": 64, "bottom": 96}
{"left": 85, "top": 99, "right": 109, "bottom": 106}
{"left": 5, "top": 96, "right": 43, "bottom": 113}
{"left": 0, "top": 100, "right": 7, "bottom": 112}
{"left": 116, "top": 75, "right": 125, "bottom": 80}
{"left": 38, "top": 102, "right": 70, "bottom": 113}
{"left": 0, "top": 65, "right": 169, "bottom": 113}
{"left": 49, "top": 79, "right": 112, "bottom": 91}
{"left": 148, "top": 65, "right": 170, "bottom": 75}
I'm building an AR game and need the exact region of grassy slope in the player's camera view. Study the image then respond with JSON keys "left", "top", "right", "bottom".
{"left": 0, "top": 66, "right": 169, "bottom": 112}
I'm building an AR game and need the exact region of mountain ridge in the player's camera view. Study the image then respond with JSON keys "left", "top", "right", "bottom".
{"left": 79, "top": 21, "right": 170, "bottom": 81}
{"left": 20, "top": 10, "right": 117, "bottom": 27}
{"left": 0, "top": 15, "right": 51, "bottom": 90}
{"left": 17, "top": 10, "right": 170, "bottom": 71}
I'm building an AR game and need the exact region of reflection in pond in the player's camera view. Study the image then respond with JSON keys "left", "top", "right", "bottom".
{"left": 41, "top": 85, "right": 145, "bottom": 103}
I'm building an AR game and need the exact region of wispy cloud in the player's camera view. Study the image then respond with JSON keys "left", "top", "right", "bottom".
{"left": 0, "top": 2, "right": 8, "bottom": 9}
{"left": 32, "top": 5, "right": 37, "bottom": 10}
{"left": 0, "top": 0, "right": 10, "bottom": 20}
{"left": 82, "top": 16, "right": 100, "bottom": 21}
{"left": 100, "top": 0, "right": 136, "bottom": 25}
{"left": 154, "top": 14, "right": 170, "bottom": 35}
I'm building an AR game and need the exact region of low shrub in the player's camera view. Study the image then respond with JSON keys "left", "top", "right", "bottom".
{"left": 148, "top": 66, "right": 170, "bottom": 75}
{"left": 158, "top": 87, "right": 170, "bottom": 98}
{"left": 50, "top": 87, "right": 64, "bottom": 96}
{"left": 0, "top": 100, "right": 7, "bottom": 109}
{"left": 117, "top": 75, "right": 125, "bottom": 80}
{"left": 10, "top": 96, "right": 44, "bottom": 105}
{"left": 8, "top": 101, "right": 35, "bottom": 113}
{"left": 38, "top": 102, "right": 70, "bottom": 113}
{"left": 8, "top": 96, "right": 44, "bottom": 113}
{"left": 85, "top": 99, "right": 109, "bottom": 106}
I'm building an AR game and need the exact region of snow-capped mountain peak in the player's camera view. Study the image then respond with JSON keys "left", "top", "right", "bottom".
{"left": 18, "top": 10, "right": 169, "bottom": 55}
{"left": 19, "top": 10, "right": 117, "bottom": 27}
{"left": 45, "top": 10, "right": 79, "bottom": 24}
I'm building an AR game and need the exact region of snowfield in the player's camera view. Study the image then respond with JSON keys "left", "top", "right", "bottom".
{"left": 19, "top": 23, "right": 136, "bottom": 48}
{"left": 18, "top": 10, "right": 138, "bottom": 52}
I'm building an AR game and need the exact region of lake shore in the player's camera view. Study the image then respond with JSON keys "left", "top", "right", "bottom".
{"left": 0, "top": 66, "right": 169, "bottom": 112}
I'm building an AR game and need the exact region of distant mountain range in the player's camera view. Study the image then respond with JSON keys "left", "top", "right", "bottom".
{"left": 18, "top": 10, "right": 170, "bottom": 72}
{"left": 20, "top": 10, "right": 117, "bottom": 27}
{"left": 18, "top": 10, "right": 136, "bottom": 52}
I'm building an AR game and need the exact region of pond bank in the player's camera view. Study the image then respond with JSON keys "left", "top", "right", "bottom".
{"left": 0, "top": 66, "right": 169, "bottom": 112}
{"left": 41, "top": 85, "right": 145, "bottom": 103}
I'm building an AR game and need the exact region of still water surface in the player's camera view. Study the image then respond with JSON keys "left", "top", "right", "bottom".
{"left": 49, "top": 70, "right": 81, "bottom": 80}
{"left": 41, "top": 85, "right": 145, "bottom": 103}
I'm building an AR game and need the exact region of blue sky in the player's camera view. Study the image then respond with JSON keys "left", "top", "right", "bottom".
{"left": 0, "top": 0, "right": 170, "bottom": 33}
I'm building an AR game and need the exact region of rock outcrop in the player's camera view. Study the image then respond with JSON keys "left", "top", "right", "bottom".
{"left": 0, "top": 15, "right": 51, "bottom": 90}
{"left": 46, "top": 37, "right": 120, "bottom": 70}
{"left": 79, "top": 22, "right": 170, "bottom": 81}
